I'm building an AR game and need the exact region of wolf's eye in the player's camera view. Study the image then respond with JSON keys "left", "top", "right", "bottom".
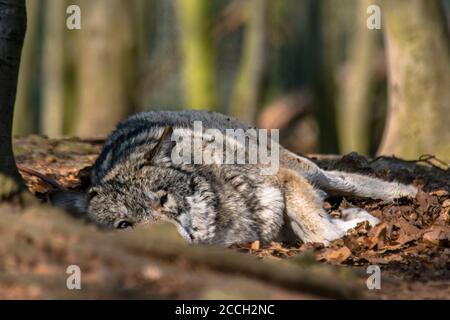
{"left": 115, "top": 220, "right": 133, "bottom": 229}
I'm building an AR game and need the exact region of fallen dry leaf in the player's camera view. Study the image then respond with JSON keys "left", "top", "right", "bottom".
{"left": 430, "top": 189, "right": 449, "bottom": 197}
{"left": 359, "top": 252, "right": 403, "bottom": 265}
{"left": 317, "top": 246, "right": 352, "bottom": 264}
{"left": 386, "top": 218, "right": 423, "bottom": 249}
{"left": 250, "top": 240, "right": 260, "bottom": 250}
{"left": 417, "top": 191, "right": 439, "bottom": 212}
{"left": 423, "top": 225, "right": 450, "bottom": 247}
{"left": 437, "top": 207, "right": 449, "bottom": 224}
{"left": 367, "top": 222, "right": 388, "bottom": 250}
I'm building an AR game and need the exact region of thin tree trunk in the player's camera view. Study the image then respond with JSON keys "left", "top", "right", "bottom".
{"left": 230, "top": 0, "right": 268, "bottom": 124}
{"left": 337, "top": 0, "right": 378, "bottom": 155}
{"left": 75, "top": 0, "right": 135, "bottom": 137}
{"left": 0, "top": 0, "right": 28, "bottom": 198}
{"left": 13, "top": 0, "right": 39, "bottom": 136}
{"left": 176, "top": 0, "right": 218, "bottom": 110}
{"left": 378, "top": 0, "right": 450, "bottom": 161}
{"left": 41, "top": 0, "right": 65, "bottom": 137}
{"left": 309, "top": 0, "right": 340, "bottom": 154}
{"left": 135, "top": 0, "right": 149, "bottom": 62}
{"left": 134, "top": 0, "right": 151, "bottom": 113}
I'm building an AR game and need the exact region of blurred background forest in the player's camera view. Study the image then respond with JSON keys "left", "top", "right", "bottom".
{"left": 12, "top": 0, "right": 450, "bottom": 160}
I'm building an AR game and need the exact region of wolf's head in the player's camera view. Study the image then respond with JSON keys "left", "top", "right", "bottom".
{"left": 52, "top": 127, "right": 192, "bottom": 230}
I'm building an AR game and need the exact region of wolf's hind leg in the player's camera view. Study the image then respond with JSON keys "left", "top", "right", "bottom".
{"left": 278, "top": 169, "right": 344, "bottom": 244}
{"left": 278, "top": 169, "right": 382, "bottom": 245}
{"left": 279, "top": 150, "right": 417, "bottom": 201}
{"left": 322, "top": 171, "right": 417, "bottom": 201}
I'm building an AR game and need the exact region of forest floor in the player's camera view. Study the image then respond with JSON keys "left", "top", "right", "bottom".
{"left": 1, "top": 136, "right": 448, "bottom": 299}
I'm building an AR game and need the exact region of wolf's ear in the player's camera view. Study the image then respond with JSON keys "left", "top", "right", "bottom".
{"left": 49, "top": 190, "right": 88, "bottom": 217}
{"left": 144, "top": 126, "right": 174, "bottom": 164}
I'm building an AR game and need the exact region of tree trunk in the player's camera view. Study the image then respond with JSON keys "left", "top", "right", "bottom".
{"left": 40, "top": 0, "right": 66, "bottom": 137}
{"left": 13, "top": 0, "right": 39, "bottom": 136}
{"left": 378, "top": 0, "right": 450, "bottom": 161}
{"left": 337, "top": 0, "right": 379, "bottom": 155}
{"left": 0, "top": 0, "right": 27, "bottom": 198}
{"left": 230, "top": 0, "right": 268, "bottom": 124}
{"left": 309, "top": 0, "right": 340, "bottom": 154}
{"left": 40, "top": 0, "right": 65, "bottom": 137}
{"left": 75, "top": 0, "right": 135, "bottom": 137}
{"left": 176, "top": 0, "right": 218, "bottom": 110}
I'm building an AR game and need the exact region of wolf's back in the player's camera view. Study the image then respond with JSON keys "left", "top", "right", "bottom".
{"left": 91, "top": 110, "right": 255, "bottom": 184}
